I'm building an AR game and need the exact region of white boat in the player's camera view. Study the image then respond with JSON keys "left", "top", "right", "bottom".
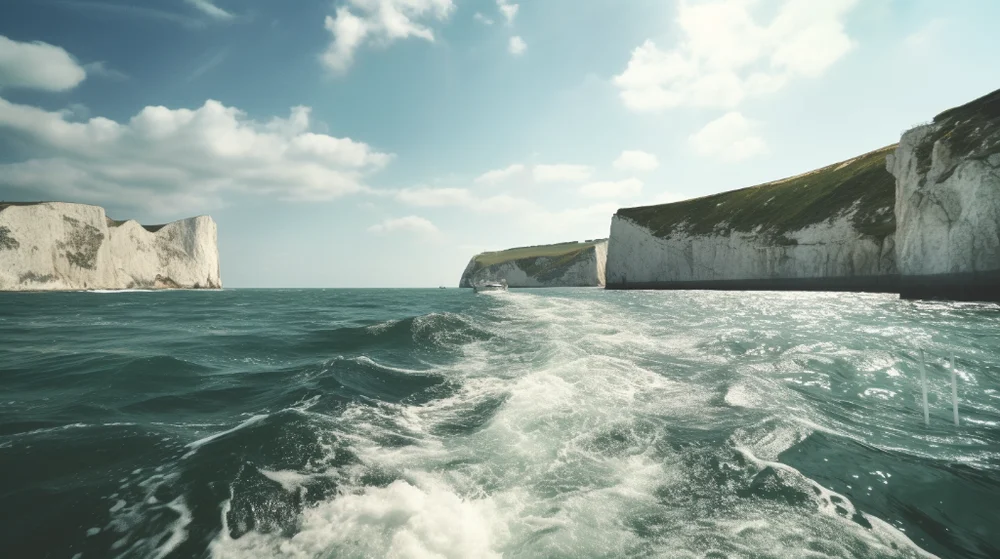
{"left": 473, "top": 279, "right": 508, "bottom": 293}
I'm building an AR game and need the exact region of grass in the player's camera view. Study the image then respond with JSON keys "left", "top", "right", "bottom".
{"left": 616, "top": 145, "right": 898, "bottom": 242}
{"left": 915, "top": 87, "right": 1000, "bottom": 177}
{"left": 471, "top": 240, "right": 605, "bottom": 268}
{"left": 466, "top": 240, "right": 606, "bottom": 282}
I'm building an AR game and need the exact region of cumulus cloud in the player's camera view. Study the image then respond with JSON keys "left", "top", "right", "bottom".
{"left": 497, "top": 0, "right": 519, "bottom": 25}
{"left": 0, "top": 97, "right": 392, "bottom": 214}
{"left": 394, "top": 187, "right": 536, "bottom": 214}
{"left": 393, "top": 185, "right": 619, "bottom": 239}
{"left": 321, "top": 0, "right": 455, "bottom": 74}
{"left": 508, "top": 36, "right": 527, "bottom": 56}
{"left": 579, "top": 178, "right": 643, "bottom": 199}
{"left": 688, "top": 111, "right": 767, "bottom": 162}
{"left": 83, "top": 61, "right": 128, "bottom": 81}
{"left": 396, "top": 187, "right": 474, "bottom": 207}
{"left": 473, "top": 13, "right": 494, "bottom": 26}
{"left": 368, "top": 215, "right": 439, "bottom": 235}
{"left": 532, "top": 164, "right": 593, "bottom": 183}
{"left": 185, "top": 0, "right": 233, "bottom": 20}
{"left": 614, "top": 0, "right": 858, "bottom": 112}
{"left": 613, "top": 150, "right": 659, "bottom": 172}
{"left": 0, "top": 35, "right": 87, "bottom": 91}
{"left": 904, "top": 19, "right": 949, "bottom": 51}
{"left": 474, "top": 164, "right": 526, "bottom": 184}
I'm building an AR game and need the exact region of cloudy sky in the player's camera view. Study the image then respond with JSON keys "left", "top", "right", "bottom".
{"left": 1, "top": 0, "right": 998, "bottom": 287}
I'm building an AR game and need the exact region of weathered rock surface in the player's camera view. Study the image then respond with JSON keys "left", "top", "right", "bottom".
{"left": 887, "top": 89, "right": 1000, "bottom": 301}
{"left": 0, "top": 202, "right": 221, "bottom": 291}
{"left": 460, "top": 240, "right": 607, "bottom": 288}
{"left": 606, "top": 147, "right": 899, "bottom": 292}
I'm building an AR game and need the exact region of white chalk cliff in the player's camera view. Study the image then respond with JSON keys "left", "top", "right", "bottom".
{"left": 605, "top": 215, "right": 896, "bottom": 289}
{"left": 887, "top": 89, "right": 1000, "bottom": 300}
{"left": 0, "top": 202, "right": 221, "bottom": 291}
{"left": 460, "top": 241, "right": 607, "bottom": 288}
{"left": 605, "top": 147, "right": 899, "bottom": 292}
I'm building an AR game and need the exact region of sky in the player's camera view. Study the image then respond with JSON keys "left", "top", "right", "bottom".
{"left": 1, "top": 0, "right": 999, "bottom": 287}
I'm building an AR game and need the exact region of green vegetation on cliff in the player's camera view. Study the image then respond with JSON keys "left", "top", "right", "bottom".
{"left": 916, "top": 87, "right": 1000, "bottom": 177}
{"left": 617, "top": 145, "right": 897, "bottom": 243}
{"left": 465, "top": 240, "right": 605, "bottom": 284}
{"left": 472, "top": 240, "right": 604, "bottom": 267}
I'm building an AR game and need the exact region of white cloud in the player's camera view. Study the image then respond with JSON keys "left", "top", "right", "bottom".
{"left": 0, "top": 97, "right": 393, "bottom": 214}
{"left": 508, "top": 36, "right": 527, "bottom": 56}
{"left": 497, "top": 0, "right": 519, "bottom": 25}
{"left": 368, "top": 215, "right": 439, "bottom": 235}
{"left": 0, "top": 35, "right": 87, "bottom": 91}
{"left": 613, "top": 150, "right": 659, "bottom": 172}
{"left": 321, "top": 0, "right": 455, "bottom": 75}
{"left": 185, "top": 0, "right": 233, "bottom": 20}
{"left": 904, "top": 19, "right": 949, "bottom": 51}
{"left": 474, "top": 163, "right": 525, "bottom": 184}
{"left": 58, "top": 103, "right": 91, "bottom": 121}
{"left": 392, "top": 185, "right": 622, "bottom": 239}
{"left": 534, "top": 202, "right": 620, "bottom": 236}
{"left": 473, "top": 12, "right": 494, "bottom": 25}
{"left": 84, "top": 61, "right": 128, "bottom": 81}
{"left": 614, "top": 0, "right": 859, "bottom": 112}
{"left": 688, "top": 111, "right": 767, "bottom": 162}
{"left": 396, "top": 187, "right": 475, "bottom": 207}
{"left": 532, "top": 164, "right": 593, "bottom": 183}
{"left": 394, "top": 187, "right": 536, "bottom": 214}
{"left": 186, "top": 50, "right": 229, "bottom": 82}
{"left": 579, "top": 178, "right": 643, "bottom": 199}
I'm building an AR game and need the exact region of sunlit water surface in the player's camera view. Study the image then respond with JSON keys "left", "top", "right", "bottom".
{"left": 1, "top": 289, "right": 999, "bottom": 558}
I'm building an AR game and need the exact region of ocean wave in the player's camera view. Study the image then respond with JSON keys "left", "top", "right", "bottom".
{"left": 3, "top": 289, "right": 998, "bottom": 558}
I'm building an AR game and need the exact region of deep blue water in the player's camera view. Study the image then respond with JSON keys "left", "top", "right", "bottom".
{"left": 1, "top": 288, "right": 999, "bottom": 558}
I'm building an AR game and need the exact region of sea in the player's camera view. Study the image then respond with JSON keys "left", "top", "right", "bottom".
{"left": 1, "top": 288, "right": 999, "bottom": 559}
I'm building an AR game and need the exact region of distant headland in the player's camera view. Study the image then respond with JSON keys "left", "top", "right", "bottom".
{"left": 0, "top": 202, "right": 220, "bottom": 291}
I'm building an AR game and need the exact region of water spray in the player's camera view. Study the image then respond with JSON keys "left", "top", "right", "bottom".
{"left": 951, "top": 352, "right": 960, "bottom": 426}
{"left": 919, "top": 349, "right": 929, "bottom": 427}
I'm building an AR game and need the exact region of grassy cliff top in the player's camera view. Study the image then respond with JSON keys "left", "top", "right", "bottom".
{"left": 916, "top": 87, "right": 1000, "bottom": 175}
{"left": 472, "top": 240, "right": 606, "bottom": 268}
{"left": 616, "top": 145, "right": 897, "bottom": 242}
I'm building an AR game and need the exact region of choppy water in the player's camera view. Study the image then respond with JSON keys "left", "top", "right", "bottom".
{"left": 1, "top": 289, "right": 999, "bottom": 559}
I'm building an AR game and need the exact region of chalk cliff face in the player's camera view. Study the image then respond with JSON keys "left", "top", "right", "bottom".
{"left": 606, "top": 147, "right": 899, "bottom": 291}
{"left": 887, "top": 89, "right": 1000, "bottom": 301}
{"left": 0, "top": 202, "right": 221, "bottom": 291}
{"left": 460, "top": 240, "right": 607, "bottom": 288}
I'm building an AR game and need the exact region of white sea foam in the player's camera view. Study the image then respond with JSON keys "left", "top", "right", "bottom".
{"left": 183, "top": 414, "right": 269, "bottom": 458}
{"left": 208, "top": 290, "right": 941, "bottom": 558}
{"left": 259, "top": 469, "right": 317, "bottom": 494}
{"left": 84, "top": 289, "right": 157, "bottom": 293}
{"left": 150, "top": 498, "right": 193, "bottom": 559}
{"left": 213, "top": 480, "right": 503, "bottom": 559}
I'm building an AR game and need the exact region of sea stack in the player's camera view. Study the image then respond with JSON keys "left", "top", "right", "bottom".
{"left": 0, "top": 202, "right": 221, "bottom": 291}
{"left": 460, "top": 240, "right": 608, "bottom": 288}
{"left": 888, "top": 89, "right": 1000, "bottom": 301}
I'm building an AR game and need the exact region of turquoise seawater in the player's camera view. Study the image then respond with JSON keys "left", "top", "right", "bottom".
{"left": 1, "top": 289, "right": 999, "bottom": 558}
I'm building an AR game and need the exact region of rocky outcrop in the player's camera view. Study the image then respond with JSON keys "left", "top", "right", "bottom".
{"left": 460, "top": 240, "right": 607, "bottom": 288}
{"left": 0, "top": 202, "right": 221, "bottom": 291}
{"left": 606, "top": 146, "right": 899, "bottom": 292}
{"left": 887, "top": 89, "right": 1000, "bottom": 301}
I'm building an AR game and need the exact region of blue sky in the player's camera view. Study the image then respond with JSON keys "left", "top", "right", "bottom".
{"left": 1, "top": 0, "right": 999, "bottom": 287}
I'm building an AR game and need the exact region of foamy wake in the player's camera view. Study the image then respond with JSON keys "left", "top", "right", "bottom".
{"left": 212, "top": 479, "right": 502, "bottom": 559}
{"left": 206, "top": 291, "right": 937, "bottom": 558}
